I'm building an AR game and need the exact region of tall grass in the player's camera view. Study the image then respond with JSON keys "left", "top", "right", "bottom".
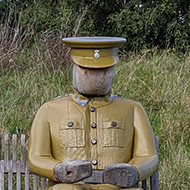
{"left": 113, "top": 50, "right": 190, "bottom": 189}
{"left": 0, "top": 6, "right": 190, "bottom": 190}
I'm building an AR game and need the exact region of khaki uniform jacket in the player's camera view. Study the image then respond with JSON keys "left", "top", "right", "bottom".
{"left": 28, "top": 89, "right": 158, "bottom": 183}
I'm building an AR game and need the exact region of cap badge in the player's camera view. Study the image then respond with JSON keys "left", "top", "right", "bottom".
{"left": 94, "top": 50, "right": 100, "bottom": 59}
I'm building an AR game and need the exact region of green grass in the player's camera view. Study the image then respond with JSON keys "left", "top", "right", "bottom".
{"left": 0, "top": 66, "right": 72, "bottom": 135}
{"left": 0, "top": 39, "right": 190, "bottom": 189}
{"left": 113, "top": 50, "right": 190, "bottom": 189}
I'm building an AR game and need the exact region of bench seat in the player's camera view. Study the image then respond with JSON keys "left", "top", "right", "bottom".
{"left": 0, "top": 134, "right": 159, "bottom": 190}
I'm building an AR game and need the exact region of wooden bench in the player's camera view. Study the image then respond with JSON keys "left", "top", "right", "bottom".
{"left": 0, "top": 134, "right": 159, "bottom": 190}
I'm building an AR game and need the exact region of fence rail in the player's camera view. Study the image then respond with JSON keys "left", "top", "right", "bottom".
{"left": 0, "top": 134, "right": 47, "bottom": 190}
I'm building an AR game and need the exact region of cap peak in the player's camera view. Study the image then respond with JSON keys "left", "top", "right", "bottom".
{"left": 62, "top": 36, "right": 126, "bottom": 48}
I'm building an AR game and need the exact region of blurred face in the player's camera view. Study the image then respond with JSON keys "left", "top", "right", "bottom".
{"left": 73, "top": 64, "right": 115, "bottom": 96}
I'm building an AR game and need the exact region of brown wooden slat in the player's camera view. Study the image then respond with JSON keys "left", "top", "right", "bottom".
{"left": 4, "top": 134, "right": 9, "bottom": 161}
{"left": 0, "top": 134, "right": 2, "bottom": 160}
{"left": 12, "top": 134, "right": 18, "bottom": 173}
{"left": 21, "top": 134, "right": 26, "bottom": 172}
{"left": 0, "top": 160, "right": 5, "bottom": 190}
{"left": 21, "top": 134, "right": 26, "bottom": 162}
{"left": 142, "top": 179, "right": 147, "bottom": 190}
{"left": 12, "top": 134, "right": 18, "bottom": 161}
{"left": 3, "top": 160, "right": 25, "bottom": 173}
{"left": 41, "top": 177, "right": 47, "bottom": 190}
{"left": 150, "top": 171, "right": 159, "bottom": 190}
{"left": 4, "top": 134, "right": 10, "bottom": 173}
{"left": 151, "top": 136, "right": 160, "bottom": 190}
{"left": 33, "top": 174, "right": 39, "bottom": 190}
{"left": 16, "top": 162, "right": 21, "bottom": 190}
{"left": 25, "top": 161, "right": 30, "bottom": 190}
{"left": 0, "top": 134, "right": 159, "bottom": 190}
{"left": 8, "top": 160, "right": 13, "bottom": 190}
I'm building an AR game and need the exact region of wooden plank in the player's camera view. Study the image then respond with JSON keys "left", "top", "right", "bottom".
{"left": 16, "top": 162, "right": 21, "bottom": 190}
{"left": 4, "top": 134, "right": 9, "bottom": 172}
{"left": 8, "top": 160, "right": 13, "bottom": 190}
{"left": 0, "top": 134, "right": 2, "bottom": 160}
{"left": 21, "top": 134, "right": 26, "bottom": 173}
{"left": 4, "top": 134, "right": 9, "bottom": 161}
{"left": 0, "top": 160, "right": 5, "bottom": 190}
{"left": 33, "top": 174, "right": 39, "bottom": 190}
{"left": 0, "top": 133, "right": 48, "bottom": 189}
{"left": 142, "top": 179, "right": 147, "bottom": 190}
{"left": 12, "top": 134, "right": 18, "bottom": 161}
{"left": 150, "top": 171, "right": 159, "bottom": 190}
{"left": 0, "top": 134, "right": 159, "bottom": 190}
{"left": 150, "top": 136, "right": 159, "bottom": 190}
{"left": 12, "top": 134, "right": 18, "bottom": 173}
{"left": 41, "top": 177, "right": 47, "bottom": 190}
{"left": 25, "top": 161, "right": 30, "bottom": 190}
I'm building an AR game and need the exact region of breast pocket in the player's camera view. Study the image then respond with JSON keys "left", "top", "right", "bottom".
{"left": 59, "top": 118, "right": 85, "bottom": 148}
{"left": 102, "top": 119, "right": 125, "bottom": 148}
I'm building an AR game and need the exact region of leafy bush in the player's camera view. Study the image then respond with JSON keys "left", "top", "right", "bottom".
{"left": 108, "top": 0, "right": 190, "bottom": 51}
{"left": 1, "top": 0, "right": 190, "bottom": 51}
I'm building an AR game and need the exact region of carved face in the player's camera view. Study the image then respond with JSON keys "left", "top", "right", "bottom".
{"left": 73, "top": 64, "right": 115, "bottom": 96}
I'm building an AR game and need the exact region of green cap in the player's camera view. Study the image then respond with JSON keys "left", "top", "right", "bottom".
{"left": 62, "top": 37, "right": 126, "bottom": 68}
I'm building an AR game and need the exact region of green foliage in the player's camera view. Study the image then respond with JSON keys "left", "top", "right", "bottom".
{"left": 22, "top": 1, "right": 70, "bottom": 34}
{"left": 79, "top": 0, "right": 123, "bottom": 36}
{"left": 1, "top": 0, "right": 189, "bottom": 51}
{"left": 0, "top": 60, "right": 73, "bottom": 135}
{"left": 108, "top": 0, "right": 190, "bottom": 51}
{"left": 0, "top": 0, "right": 32, "bottom": 23}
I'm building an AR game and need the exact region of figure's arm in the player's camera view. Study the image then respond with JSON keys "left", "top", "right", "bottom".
{"left": 103, "top": 101, "right": 158, "bottom": 187}
{"left": 28, "top": 103, "right": 92, "bottom": 182}
{"left": 28, "top": 103, "right": 59, "bottom": 181}
{"left": 128, "top": 101, "right": 159, "bottom": 181}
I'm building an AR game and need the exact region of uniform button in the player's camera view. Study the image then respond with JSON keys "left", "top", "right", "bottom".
{"left": 111, "top": 121, "right": 117, "bottom": 127}
{"left": 67, "top": 121, "right": 74, "bottom": 127}
{"left": 91, "top": 123, "right": 97, "bottom": 128}
{"left": 90, "top": 107, "right": 96, "bottom": 112}
{"left": 92, "top": 159, "right": 98, "bottom": 165}
{"left": 91, "top": 139, "right": 97, "bottom": 145}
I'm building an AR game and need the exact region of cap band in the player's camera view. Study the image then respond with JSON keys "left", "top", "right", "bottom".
{"left": 70, "top": 48, "right": 119, "bottom": 68}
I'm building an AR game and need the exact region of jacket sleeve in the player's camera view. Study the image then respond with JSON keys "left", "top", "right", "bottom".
{"left": 28, "top": 103, "right": 59, "bottom": 181}
{"left": 128, "top": 101, "right": 159, "bottom": 181}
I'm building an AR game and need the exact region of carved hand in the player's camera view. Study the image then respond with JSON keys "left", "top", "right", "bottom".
{"left": 54, "top": 160, "right": 92, "bottom": 183}
{"left": 103, "top": 163, "right": 139, "bottom": 188}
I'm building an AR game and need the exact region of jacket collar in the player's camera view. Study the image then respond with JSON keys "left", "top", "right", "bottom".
{"left": 71, "top": 87, "right": 115, "bottom": 107}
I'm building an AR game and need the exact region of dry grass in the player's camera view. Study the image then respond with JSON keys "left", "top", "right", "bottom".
{"left": 113, "top": 50, "right": 190, "bottom": 189}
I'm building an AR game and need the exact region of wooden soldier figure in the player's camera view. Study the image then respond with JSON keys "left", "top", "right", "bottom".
{"left": 28, "top": 37, "right": 159, "bottom": 190}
